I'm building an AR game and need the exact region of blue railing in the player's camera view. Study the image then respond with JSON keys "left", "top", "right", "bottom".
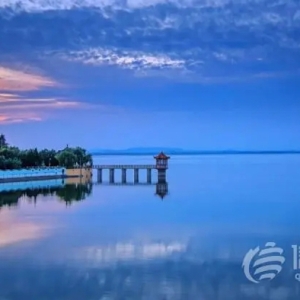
{"left": 0, "top": 168, "right": 66, "bottom": 179}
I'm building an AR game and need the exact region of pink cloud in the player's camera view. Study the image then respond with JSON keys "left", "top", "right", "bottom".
{"left": 0, "top": 66, "right": 58, "bottom": 91}
{"left": 0, "top": 66, "right": 88, "bottom": 124}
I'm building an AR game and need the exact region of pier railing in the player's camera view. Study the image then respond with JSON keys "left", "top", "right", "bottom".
{"left": 92, "top": 165, "right": 156, "bottom": 169}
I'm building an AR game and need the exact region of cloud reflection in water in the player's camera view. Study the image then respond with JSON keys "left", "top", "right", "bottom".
{"left": 76, "top": 242, "right": 186, "bottom": 264}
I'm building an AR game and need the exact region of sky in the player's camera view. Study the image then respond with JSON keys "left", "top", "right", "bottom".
{"left": 0, "top": 0, "right": 299, "bottom": 150}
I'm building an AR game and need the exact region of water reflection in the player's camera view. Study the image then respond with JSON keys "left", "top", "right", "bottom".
{"left": 0, "top": 180, "right": 93, "bottom": 208}
{"left": 156, "top": 182, "right": 168, "bottom": 199}
{"left": 0, "top": 179, "right": 169, "bottom": 209}
{"left": 77, "top": 241, "right": 186, "bottom": 264}
{"left": 0, "top": 210, "right": 45, "bottom": 248}
{"left": 56, "top": 182, "right": 93, "bottom": 204}
{"left": 0, "top": 155, "right": 300, "bottom": 299}
{"left": 0, "top": 251, "right": 300, "bottom": 300}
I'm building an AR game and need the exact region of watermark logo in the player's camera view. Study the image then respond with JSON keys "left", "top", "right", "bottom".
{"left": 242, "top": 242, "right": 285, "bottom": 283}
{"left": 292, "top": 245, "right": 300, "bottom": 282}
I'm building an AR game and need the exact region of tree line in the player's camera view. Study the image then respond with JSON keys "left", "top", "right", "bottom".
{"left": 0, "top": 134, "right": 93, "bottom": 170}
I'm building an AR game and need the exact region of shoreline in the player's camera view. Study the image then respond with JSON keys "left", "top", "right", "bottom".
{"left": 0, "top": 175, "right": 81, "bottom": 184}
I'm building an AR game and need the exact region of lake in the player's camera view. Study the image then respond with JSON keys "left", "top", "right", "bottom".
{"left": 1, "top": 154, "right": 300, "bottom": 300}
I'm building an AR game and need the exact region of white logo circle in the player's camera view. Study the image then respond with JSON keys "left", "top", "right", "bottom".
{"left": 242, "top": 242, "right": 285, "bottom": 283}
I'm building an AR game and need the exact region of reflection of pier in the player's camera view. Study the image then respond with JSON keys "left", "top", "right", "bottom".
{"left": 94, "top": 181, "right": 169, "bottom": 199}
{"left": 93, "top": 152, "right": 170, "bottom": 199}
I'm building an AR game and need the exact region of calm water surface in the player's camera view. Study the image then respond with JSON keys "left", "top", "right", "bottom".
{"left": 0, "top": 155, "right": 300, "bottom": 300}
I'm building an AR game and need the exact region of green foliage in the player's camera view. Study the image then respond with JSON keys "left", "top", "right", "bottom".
{"left": 0, "top": 146, "right": 20, "bottom": 159}
{"left": 39, "top": 149, "right": 59, "bottom": 167}
{"left": 2, "top": 158, "right": 22, "bottom": 169}
{"left": 73, "top": 147, "right": 93, "bottom": 166}
{"left": 55, "top": 150, "right": 77, "bottom": 168}
{"left": 0, "top": 134, "right": 7, "bottom": 148}
{"left": 55, "top": 147, "right": 93, "bottom": 168}
{"left": 19, "top": 148, "right": 42, "bottom": 168}
{"left": 0, "top": 147, "right": 22, "bottom": 169}
{"left": 0, "top": 156, "right": 5, "bottom": 169}
{"left": 0, "top": 134, "right": 93, "bottom": 170}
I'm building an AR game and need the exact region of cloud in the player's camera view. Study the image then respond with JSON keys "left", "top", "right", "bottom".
{"left": 2, "top": 0, "right": 297, "bottom": 11}
{"left": 0, "top": 0, "right": 193, "bottom": 11}
{"left": 0, "top": 66, "right": 86, "bottom": 124}
{"left": 0, "top": 115, "right": 42, "bottom": 124}
{"left": 0, "top": 0, "right": 299, "bottom": 81}
{"left": 0, "top": 66, "right": 58, "bottom": 91}
{"left": 51, "top": 48, "right": 186, "bottom": 71}
{"left": 0, "top": 92, "right": 86, "bottom": 124}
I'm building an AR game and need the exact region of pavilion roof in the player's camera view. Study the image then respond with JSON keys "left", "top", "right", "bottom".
{"left": 154, "top": 152, "right": 170, "bottom": 159}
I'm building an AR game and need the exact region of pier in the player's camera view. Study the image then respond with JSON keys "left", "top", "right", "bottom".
{"left": 92, "top": 152, "right": 169, "bottom": 185}
{"left": 94, "top": 165, "right": 156, "bottom": 184}
{"left": 92, "top": 152, "right": 170, "bottom": 198}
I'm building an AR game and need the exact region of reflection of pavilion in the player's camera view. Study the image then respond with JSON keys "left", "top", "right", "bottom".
{"left": 155, "top": 182, "right": 168, "bottom": 200}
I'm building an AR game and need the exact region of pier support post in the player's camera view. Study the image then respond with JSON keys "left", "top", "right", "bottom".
{"left": 157, "top": 169, "right": 166, "bottom": 183}
{"left": 109, "top": 169, "right": 115, "bottom": 183}
{"left": 134, "top": 169, "right": 139, "bottom": 183}
{"left": 122, "top": 169, "right": 127, "bottom": 184}
{"left": 147, "top": 168, "right": 152, "bottom": 183}
{"left": 97, "top": 169, "right": 102, "bottom": 183}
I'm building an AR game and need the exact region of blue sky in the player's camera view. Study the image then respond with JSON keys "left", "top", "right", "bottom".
{"left": 0, "top": 0, "right": 299, "bottom": 150}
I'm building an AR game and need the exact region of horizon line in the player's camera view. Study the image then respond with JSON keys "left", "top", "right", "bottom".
{"left": 89, "top": 149, "right": 300, "bottom": 155}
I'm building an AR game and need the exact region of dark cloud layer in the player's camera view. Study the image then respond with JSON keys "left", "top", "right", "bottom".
{"left": 0, "top": 0, "right": 299, "bottom": 80}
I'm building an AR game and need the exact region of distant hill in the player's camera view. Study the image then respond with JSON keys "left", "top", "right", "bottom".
{"left": 89, "top": 148, "right": 300, "bottom": 155}
{"left": 89, "top": 147, "right": 184, "bottom": 155}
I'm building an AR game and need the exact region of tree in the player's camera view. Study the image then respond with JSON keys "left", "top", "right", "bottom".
{"left": 0, "top": 134, "right": 92, "bottom": 170}
{"left": 0, "top": 134, "right": 7, "bottom": 148}
{"left": 72, "top": 147, "right": 93, "bottom": 166}
{"left": 0, "top": 147, "right": 22, "bottom": 169}
{"left": 55, "top": 150, "right": 77, "bottom": 168}
{"left": 0, "top": 155, "right": 5, "bottom": 169}
{"left": 20, "top": 148, "right": 42, "bottom": 168}
{"left": 39, "top": 149, "right": 59, "bottom": 167}
{"left": 3, "top": 158, "right": 22, "bottom": 169}
{"left": 0, "top": 147, "right": 20, "bottom": 159}
{"left": 55, "top": 147, "right": 93, "bottom": 168}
